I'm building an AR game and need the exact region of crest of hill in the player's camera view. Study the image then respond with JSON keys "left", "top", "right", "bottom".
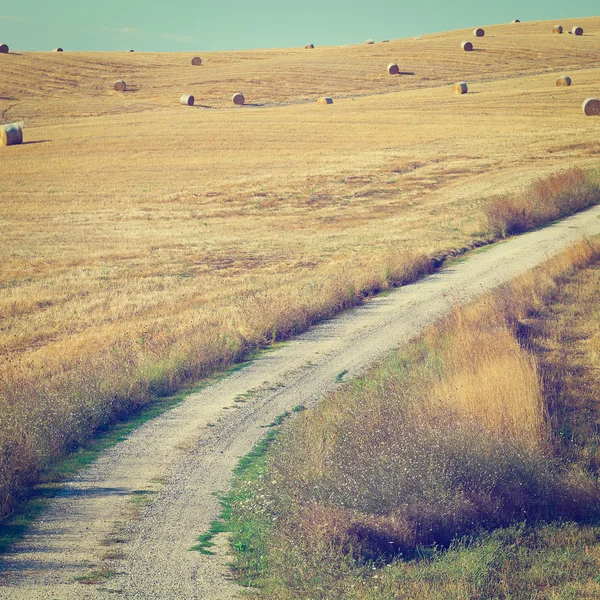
{"left": 0, "top": 16, "right": 599, "bottom": 125}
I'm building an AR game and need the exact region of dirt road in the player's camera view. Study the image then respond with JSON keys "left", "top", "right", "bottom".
{"left": 2, "top": 205, "right": 600, "bottom": 599}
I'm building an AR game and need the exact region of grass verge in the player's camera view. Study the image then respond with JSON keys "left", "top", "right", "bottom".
{"left": 224, "top": 237, "right": 600, "bottom": 598}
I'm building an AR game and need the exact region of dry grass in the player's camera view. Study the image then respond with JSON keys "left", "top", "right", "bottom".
{"left": 2, "top": 17, "right": 600, "bottom": 519}
{"left": 484, "top": 167, "right": 600, "bottom": 236}
{"left": 230, "top": 238, "right": 600, "bottom": 598}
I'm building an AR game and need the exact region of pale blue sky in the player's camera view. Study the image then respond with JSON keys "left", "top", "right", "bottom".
{"left": 0, "top": 1, "right": 597, "bottom": 52}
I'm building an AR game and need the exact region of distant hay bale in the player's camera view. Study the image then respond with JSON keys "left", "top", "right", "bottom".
{"left": 232, "top": 92, "right": 245, "bottom": 105}
{"left": 191, "top": 56, "right": 202, "bottom": 65}
{"left": 512, "top": 19, "right": 520, "bottom": 23}
{"left": 582, "top": 98, "right": 600, "bottom": 116}
{"left": 129, "top": 49, "right": 134, "bottom": 53}
{"left": 453, "top": 82, "right": 468, "bottom": 94}
{"left": 180, "top": 94, "right": 195, "bottom": 106}
{"left": 366, "top": 39, "right": 374, "bottom": 44}
{"left": 473, "top": 28, "right": 485, "bottom": 37}
{"left": 556, "top": 75, "right": 571, "bottom": 87}
{"left": 387, "top": 62, "right": 399, "bottom": 75}
{"left": 552, "top": 25, "right": 563, "bottom": 34}
{"left": 382, "top": 40, "right": 390, "bottom": 43}
{"left": 113, "top": 80, "right": 126, "bottom": 92}
{"left": 0, "top": 44, "right": 8, "bottom": 54}
{"left": 304, "top": 44, "right": 314, "bottom": 49}
{"left": 316, "top": 97, "right": 333, "bottom": 105}
{"left": 461, "top": 41, "right": 473, "bottom": 51}
{"left": 1, "top": 123, "right": 22, "bottom": 147}
{"left": 52, "top": 48, "right": 63, "bottom": 52}
{"left": 572, "top": 26, "right": 584, "bottom": 36}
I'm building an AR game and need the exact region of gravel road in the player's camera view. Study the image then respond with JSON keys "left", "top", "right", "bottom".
{"left": 2, "top": 205, "right": 600, "bottom": 599}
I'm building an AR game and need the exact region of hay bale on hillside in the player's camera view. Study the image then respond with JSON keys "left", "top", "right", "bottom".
{"left": 512, "top": 19, "right": 520, "bottom": 23}
{"left": 232, "top": 92, "right": 245, "bottom": 105}
{"left": 113, "top": 80, "right": 126, "bottom": 92}
{"left": 52, "top": 48, "right": 63, "bottom": 52}
{"left": 0, "top": 44, "right": 8, "bottom": 54}
{"left": 473, "top": 28, "right": 485, "bottom": 37}
{"left": 366, "top": 39, "right": 374, "bottom": 44}
{"left": 552, "top": 25, "right": 563, "bottom": 34}
{"left": 316, "top": 97, "right": 333, "bottom": 104}
{"left": 461, "top": 41, "right": 473, "bottom": 51}
{"left": 1, "top": 123, "right": 22, "bottom": 146}
{"left": 453, "top": 82, "right": 468, "bottom": 94}
{"left": 180, "top": 94, "right": 195, "bottom": 106}
{"left": 129, "top": 49, "right": 134, "bottom": 52}
{"left": 556, "top": 76, "right": 571, "bottom": 86}
{"left": 305, "top": 44, "right": 314, "bottom": 49}
{"left": 572, "top": 26, "right": 584, "bottom": 36}
{"left": 382, "top": 40, "right": 390, "bottom": 43}
{"left": 191, "top": 56, "right": 202, "bottom": 65}
{"left": 582, "top": 98, "right": 600, "bottom": 116}
{"left": 387, "top": 62, "right": 399, "bottom": 75}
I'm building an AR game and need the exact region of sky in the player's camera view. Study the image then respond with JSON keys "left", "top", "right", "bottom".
{"left": 0, "top": 1, "right": 597, "bottom": 52}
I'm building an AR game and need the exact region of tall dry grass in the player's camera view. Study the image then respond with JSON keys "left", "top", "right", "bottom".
{"left": 484, "top": 167, "right": 600, "bottom": 236}
{"left": 242, "top": 238, "right": 600, "bottom": 598}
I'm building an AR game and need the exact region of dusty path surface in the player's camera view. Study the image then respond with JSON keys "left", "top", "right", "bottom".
{"left": 2, "top": 205, "right": 600, "bottom": 599}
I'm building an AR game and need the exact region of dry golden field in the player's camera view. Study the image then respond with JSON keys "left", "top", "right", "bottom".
{"left": 2, "top": 17, "right": 600, "bottom": 515}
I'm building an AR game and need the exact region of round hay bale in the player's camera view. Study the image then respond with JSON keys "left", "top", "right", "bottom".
{"left": 366, "top": 39, "right": 374, "bottom": 44}
{"left": 1, "top": 123, "right": 23, "bottom": 147}
{"left": 387, "top": 62, "right": 399, "bottom": 75}
{"left": 473, "top": 28, "right": 485, "bottom": 37}
{"left": 0, "top": 44, "right": 9, "bottom": 54}
{"left": 552, "top": 25, "right": 563, "bottom": 34}
{"left": 113, "top": 80, "right": 126, "bottom": 92}
{"left": 582, "top": 98, "right": 600, "bottom": 116}
{"left": 191, "top": 56, "right": 202, "bottom": 65}
{"left": 556, "top": 76, "right": 571, "bottom": 86}
{"left": 52, "top": 47, "right": 63, "bottom": 52}
{"left": 232, "top": 92, "right": 245, "bottom": 105}
{"left": 316, "top": 97, "right": 333, "bottom": 105}
{"left": 129, "top": 49, "right": 134, "bottom": 52}
{"left": 304, "top": 44, "right": 314, "bottom": 49}
{"left": 512, "top": 19, "right": 520, "bottom": 23}
{"left": 180, "top": 94, "right": 195, "bottom": 106}
{"left": 461, "top": 41, "right": 473, "bottom": 51}
{"left": 572, "top": 26, "right": 584, "bottom": 36}
{"left": 453, "top": 82, "right": 468, "bottom": 95}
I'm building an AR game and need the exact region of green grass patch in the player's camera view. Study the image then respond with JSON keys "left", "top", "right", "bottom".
{"left": 190, "top": 427, "right": 279, "bottom": 566}
{"left": 336, "top": 369, "right": 348, "bottom": 381}
{"left": 74, "top": 569, "right": 118, "bottom": 585}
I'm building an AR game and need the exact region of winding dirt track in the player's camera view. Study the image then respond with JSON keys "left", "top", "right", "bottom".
{"left": 2, "top": 206, "right": 600, "bottom": 599}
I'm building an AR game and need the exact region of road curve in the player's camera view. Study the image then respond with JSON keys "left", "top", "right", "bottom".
{"left": 2, "top": 205, "right": 600, "bottom": 599}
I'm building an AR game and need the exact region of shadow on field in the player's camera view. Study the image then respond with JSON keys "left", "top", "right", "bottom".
{"left": 22, "top": 140, "right": 51, "bottom": 145}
